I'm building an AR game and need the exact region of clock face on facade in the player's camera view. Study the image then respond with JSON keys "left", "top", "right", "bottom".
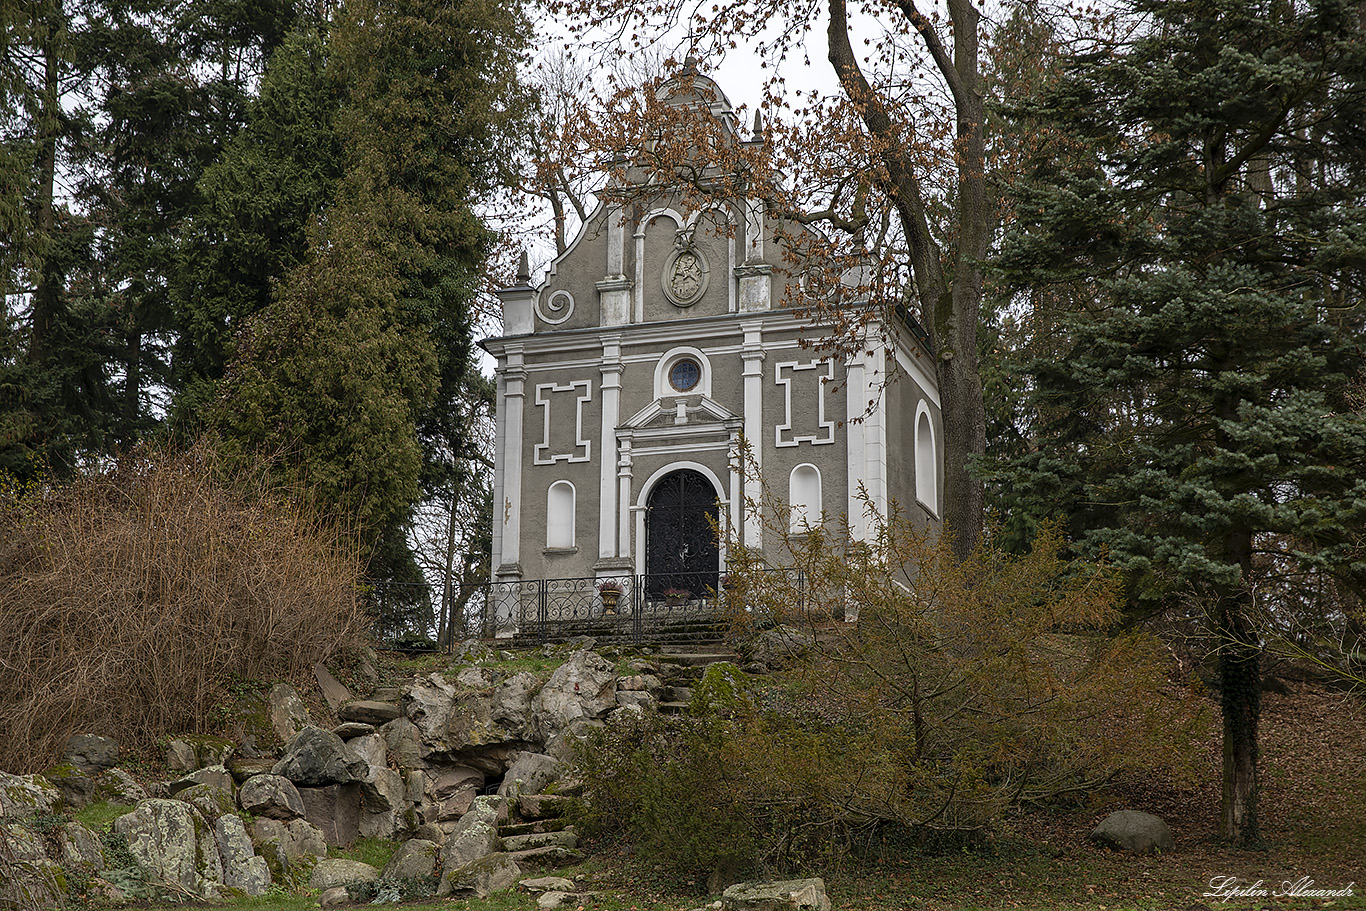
{"left": 669, "top": 358, "right": 702, "bottom": 392}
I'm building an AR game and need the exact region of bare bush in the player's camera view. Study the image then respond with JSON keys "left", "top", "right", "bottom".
{"left": 0, "top": 442, "right": 367, "bottom": 773}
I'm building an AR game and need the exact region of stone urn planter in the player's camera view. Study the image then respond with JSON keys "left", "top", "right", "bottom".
{"left": 597, "top": 583, "right": 623, "bottom": 615}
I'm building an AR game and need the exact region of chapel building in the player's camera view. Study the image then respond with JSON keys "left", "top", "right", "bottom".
{"left": 482, "top": 64, "right": 942, "bottom": 627}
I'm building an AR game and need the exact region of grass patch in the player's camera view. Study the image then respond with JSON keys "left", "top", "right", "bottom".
{"left": 328, "top": 836, "right": 398, "bottom": 870}
{"left": 72, "top": 800, "right": 137, "bottom": 832}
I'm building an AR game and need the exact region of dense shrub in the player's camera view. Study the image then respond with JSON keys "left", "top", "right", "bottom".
{"left": 577, "top": 514, "right": 1202, "bottom": 879}
{"left": 0, "top": 442, "right": 368, "bottom": 773}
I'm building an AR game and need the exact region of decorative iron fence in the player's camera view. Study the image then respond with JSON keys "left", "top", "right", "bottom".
{"left": 470, "top": 568, "right": 808, "bottom": 644}
{"left": 366, "top": 568, "right": 809, "bottom": 649}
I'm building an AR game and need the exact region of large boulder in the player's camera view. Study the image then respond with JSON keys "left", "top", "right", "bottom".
{"left": 338, "top": 700, "right": 401, "bottom": 725}
{"left": 438, "top": 852, "right": 521, "bottom": 898}
{"left": 165, "top": 737, "right": 233, "bottom": 773}
{"left": 63, "top": 734, "right": 120, "bottom": 773}
{"left": 358, "top": 767, "right": 409, "bottom": 840}
{"left": 42, "top": 763, "right": 95, "bottom": 809}
{"left": 314, "top": 663, "right": 353, "bottom": 712}
{"left": 273, "top": 726, "right": 365, "bottom": 786}
{"left": 379, "top": 716, "right": 427, "bottom": 770}
{"left": 0, "top": 771, "right": 61, "bottom": 816}
{"left": 177, "top": 782, "right": 237, "bottom": 820}
{"left": 439, "top": 796, "right": 505, "bottom": 873}
{"left": 95, "top": 768, "right": 147, "bottom": 805}
{"left": 496, "top": 752, "right": 563, "bottom": 804}
{"left": 1089, "top": 810, "right": 1175, "bottom": 854}
{"left": 297, "top": 784, "right": 362, "bottom": 847}
{"left": 404, "top": 673, "right": 460, "bottom": 745}
{"left": 238, "top": 775, "right": 305, "bottom": 820}
{"left": 214, "top": 814, "right": 270, "bottom": 896}
{"left": 0, "top": 826, "right": 66, "bottom": 909}
{"left": 113, "top": 798, "right": 224, "bottom": 898}
{"left": 269, "top": 684, "right": 312, "bottom": 744}
{"left": 531, "top": 649, "right": 619, "bottom": 743}
{"left": 749, "top": 626, "right": 818, "bottom": 669}
{"left": 404, "top": 671, "right": 538, "bottom": 762}
{"left": 251, "top": 818, "right": 327, "bottom": 876}
{"left": 381, "top": 838, "right": 441, "bottom": 880}
{"left": 490, "top": 672, "right": 540, "bottom": 734}
{"left": 426, "top": 765, "right": 484, "bottom": 822}
{"left": 722, "top": 878, "right": 832, "bottom": 911}
{"left": 168, "top": 765, "right": 235, "bottom": 796}
{"left": 309, "top": 858, "right": 379, "bottom": 891}
{"left": 343, "top": 733, "right": 387, "bottom": 776}
{"left": 58, "top": 821, "right": 106, "bottom": 871}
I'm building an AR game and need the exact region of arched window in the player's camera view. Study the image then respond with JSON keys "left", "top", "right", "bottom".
{"left": 546, "top": 481, "right": 575, "bottom": 548}
{"left": 789, "top": 464, "right": 822, "bottom": 532}
{"left": 915, "top": 406, "right": 937, "bottom": 513}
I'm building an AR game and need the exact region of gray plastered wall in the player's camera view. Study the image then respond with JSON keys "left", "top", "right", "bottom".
{"left": 483, "top": 69, "right": 943, "bottom": 592}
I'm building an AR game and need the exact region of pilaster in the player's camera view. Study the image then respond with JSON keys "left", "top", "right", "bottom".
{"left": 599, "top": 337, "right": 623, "bottom": 560}
{"left": 498, "top": 346, "right": 527, "bottom": 577}
{"left": 741, "top": 320, "right": 765, "bottom": 548}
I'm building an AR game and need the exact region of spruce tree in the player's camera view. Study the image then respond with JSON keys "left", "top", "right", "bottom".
{"left": 996, "top": 0, "right": 1366, "bottom": 846}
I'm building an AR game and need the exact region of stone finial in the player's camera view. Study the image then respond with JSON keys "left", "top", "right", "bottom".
{"left": 752, "top": 109, "right": 764, "bottom": 138}
{"left": 516, "top": 250, "right": 531, "bottom": 284}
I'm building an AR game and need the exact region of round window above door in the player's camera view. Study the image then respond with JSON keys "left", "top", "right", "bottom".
{"left": 669, "top": 358, "right": 702, "bottom": 392}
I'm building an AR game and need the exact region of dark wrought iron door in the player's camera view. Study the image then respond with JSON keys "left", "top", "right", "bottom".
{"left": 645, "top": 469, "right": 719, "bottom": 597}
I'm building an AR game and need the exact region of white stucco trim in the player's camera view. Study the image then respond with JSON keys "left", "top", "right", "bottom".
{"left": 535, "top": 289, "right": 574, "bottom": 326}
{"left": 914, "top": 399, "right": 940, "bottom": 517}
{"left": 499, "top": 348, "right": 526, "bottom": 573}
{"left": 864, "top": 339, "right": 889, "bottom": 522}
{"left": 490, "top": 370, "right": 506, "bottom": 576}
{"left": 774, "top": 359, "right": 837, "bottom": 447}
{"left": 546, "top": 480, "right": 576, "bottom": 548}
{"left": 653, "top": 346, "right": 713, "bottom": 399}
{"left": 632, "top": 461, "right": 730, "bottom": 575}
{"left": 599, "top": 338, "right": 623, "bottom": 559}
{"left": 632, "top": 440, "right": 734, "bottom": 456}
{"left": 635, "top": 207, "right": 686, "bottom": 323}
{"left": 687, "top": 203, "right": 737, "bottom": 314}
{"left": 533, "top": 380, "right": 593, "bottom": 465}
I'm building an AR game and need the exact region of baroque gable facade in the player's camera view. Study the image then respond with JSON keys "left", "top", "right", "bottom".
{"left": 483, "top": 67, "right": 942, "bottom": 620}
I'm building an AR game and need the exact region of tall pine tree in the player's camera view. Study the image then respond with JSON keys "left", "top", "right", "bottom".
{"left": 997, "top": 0, "right": 1366, "bottom": 846}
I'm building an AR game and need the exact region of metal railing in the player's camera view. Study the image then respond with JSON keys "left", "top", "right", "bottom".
{"left": 368, "top": 568, "right": 809, "bottom": 648}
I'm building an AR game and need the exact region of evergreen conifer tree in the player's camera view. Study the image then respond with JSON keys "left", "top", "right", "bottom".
{"left": 996, "top": 0, "right": 1366, "bottom": 846}
{"left": 211, "top": 0, "right": 529, "bottom": 585}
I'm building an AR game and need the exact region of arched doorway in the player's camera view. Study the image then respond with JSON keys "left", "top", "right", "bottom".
{"left": 645, "top": 468, "right": 720, "bottom": 599}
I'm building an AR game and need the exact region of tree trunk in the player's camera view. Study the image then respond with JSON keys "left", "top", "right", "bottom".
{"left": 29, "top": 16, "right": 63, "bottom": 365}
{"left": 1218, "top": 528, "right": 1262, "bottom": 847}
{"left": 939, "top": 0, "right": 988, "bottom": 559}
{"left": 826, "top": 0, "right": 988, "bottom": 558}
